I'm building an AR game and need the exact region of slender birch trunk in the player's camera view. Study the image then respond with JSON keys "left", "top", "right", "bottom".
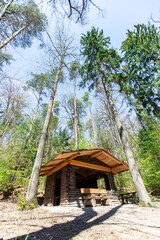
{"left": 27, "top": 89, "right": 42, "bottom": 138}
{"left": 74, "top": 75, "right": 78, "bottom": 149}
{"left": 89, "top": 105, "right": 98, "bottom": 148}
{"left": 0, "top": 24, "right": 28, "bottom": 49}
{"left": 100, "top": 71, "right": 151, "bottom": 205}
{"left": 26, "top": 67, "right": 61, "bottom": 202}
{"left": 0, "top": 0, "right": 14, "bottom": 19}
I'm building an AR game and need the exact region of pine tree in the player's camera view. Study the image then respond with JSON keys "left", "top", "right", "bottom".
{"left": 80, "top": 27, "right": 151, "bottom": 205}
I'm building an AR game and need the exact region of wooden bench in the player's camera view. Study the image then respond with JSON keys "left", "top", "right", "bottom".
{"left": 80, "top": 188, "right": 113, "bottom": 207}
{"left": 119, "top": 192, "right": 138, "bottom": 204}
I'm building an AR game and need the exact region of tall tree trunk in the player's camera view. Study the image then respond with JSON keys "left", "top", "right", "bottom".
{"left": 27, "top": 89, "right": 42, "bottom": 138}
{"left": 0, "top": 24, "right": 28, "bottom": 49}
{"left": 89, "top": 105, "right": 98, "bottom": 147}
{"left": 101, "top": 87, "right": 120, "bottom": 151}
{"left": 100, "top": 71, "right": 151, "bottom": 205}
{"left": 74, "top": 75, "right": 78, "bottom": 149}
{"left": 26, "top": 67, "right": 61, "bottom": 202}
{"left": 89, "top": 129, "right": 92, "bottom": 146}
{"left": 101, "top": 93, "right": 112, "bottom": 151}
{"left": 0, "top": 0, "right": 14, "bottom": 19}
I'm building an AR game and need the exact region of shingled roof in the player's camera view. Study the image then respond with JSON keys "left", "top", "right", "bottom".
{"left": 40, "top": 148, "right": 129, "bottom": 177}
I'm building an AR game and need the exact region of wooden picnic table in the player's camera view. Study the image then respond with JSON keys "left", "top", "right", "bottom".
{"left": 80, "top": 188, "right": 113, "bottom": 207}
{"left": 119, "top": 192, "right": 138, "bottom": 204}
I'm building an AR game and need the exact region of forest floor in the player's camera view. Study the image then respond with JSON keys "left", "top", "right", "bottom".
{"left": 0, "top": 200, "right": 160, "bottom": 240}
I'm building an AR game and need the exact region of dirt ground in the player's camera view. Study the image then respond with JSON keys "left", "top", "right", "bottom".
{"left": 0, "top": 200, "right": 160, "bottom": 240}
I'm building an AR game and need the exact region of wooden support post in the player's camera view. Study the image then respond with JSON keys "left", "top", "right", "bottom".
{"left": 107, "top": 172, "right": 116, "bottom": 190}
{"left": 60, "top": 166, "right": 68, "bottom": 205}
{"left": 44, "top": 173, "right": 55, "bottom": 206}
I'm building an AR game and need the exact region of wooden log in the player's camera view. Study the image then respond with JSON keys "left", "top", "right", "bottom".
{"left": 70, "top": 160, "right": 111, "bottom": 172}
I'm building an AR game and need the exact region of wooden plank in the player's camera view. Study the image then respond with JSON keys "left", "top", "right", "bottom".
{"left": 81, "top": 188, "right": 107, "bottom": 194}
{"left": 40, "top": 163, "right": 63, "bottom": 172}
{"left": 70, "top": 160, "right": 111, "bottom": 173}
{"left": 83, "top": 196, "right": 113, "bottom": 200}
{"left": 67, "top": 153, "right": 80, "bottom": 161}
{"left": 90, "top": 150, "right": 102, "bottom": 158}
{"left": 111, "top": 164, "right": 129, "bottom": 174}
{"left": 42, "top": 159, "right": 64, "bottom": 168}
{"left": 47, "top": 161, "right": 68, "bottom": 177}
{"left": 76, "top": 168, "right": 89, "bottom": 177}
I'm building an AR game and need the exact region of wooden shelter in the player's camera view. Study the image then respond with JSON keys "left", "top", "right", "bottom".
{"left": 40, "top": 148, "right": 129, "bottom": 207}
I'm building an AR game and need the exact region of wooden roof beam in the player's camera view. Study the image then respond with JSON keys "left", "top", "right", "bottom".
{"left": 40, "top": 153, "right": 80, "bottom": 177}
{"left": 89, "top": 150, "right": 102, "bottom": 158}
{"left": 67, "top": 152, "right": 80, "bottom": 161}
{"left": 46, "top": 161, "right": 68, "bottom": 177}
{"left": 111, "top": 164, "right": 129, "bottom": 174}
{"left": 70, "top": 159, "right": 111, "bottom": 172}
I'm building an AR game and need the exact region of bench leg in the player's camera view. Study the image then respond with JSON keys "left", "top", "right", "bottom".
{"left": 133, "top": 194, "right": 137, "bottom": 204}
{"left": 101, "top": 199, "right": 106, "bottom": 205}
{"left": 125, "top": 197, "right": 128, "bottom": 204}
{"left": 121, "top": 196, "right": 124, "bottom": 204}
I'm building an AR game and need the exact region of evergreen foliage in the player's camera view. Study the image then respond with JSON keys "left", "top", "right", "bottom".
{"left": 0, "top": 0, "right": 47, "bottom": 49}
{"left": 79, "top": 27, "right": 121, "bottom": 90}
{"left": 137, "top": 118, "right": 160, "bottom": 191}
{"left": 120, "top": 23, "right": 160, "bottom": 118}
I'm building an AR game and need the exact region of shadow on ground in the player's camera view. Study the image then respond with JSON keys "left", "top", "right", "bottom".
{"left": 10, "top": 205, "right": 122, "bottom": 240}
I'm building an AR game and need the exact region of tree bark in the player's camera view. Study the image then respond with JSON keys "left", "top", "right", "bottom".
{"left": 89, "top": 105, "right": 98, "bottom": 148}
{"left": 0, "top": 24, "right": 28, "bottom": 49}
{"left": 101, "top": 87, "right": 120, "bottom": 150}
{"left": 74, "top": 75, "right": 78, "bottom": 149}
{"left": 100, "top": 71, "right": 151, "bottom": 205}
{"left": 0, "top": 0, "right": 14, "bottom": 20}
{"left": 27, "top": 89, "right": 42, "bottom": 138}
{"left": 26, "top": 67, "right": 61, "bottom": 202}
{"left": 101, "top": 92, "right": 112, "bottom": 151}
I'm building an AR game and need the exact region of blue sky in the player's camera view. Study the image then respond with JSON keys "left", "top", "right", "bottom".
{"left": 4, "top": 0, "right": 160, "bottom": 116}
{"left": 7, "top": 0, "right": 160, "bottom": 78}
{"left": 71, "top": 0, "right": 160, "bottom": 49}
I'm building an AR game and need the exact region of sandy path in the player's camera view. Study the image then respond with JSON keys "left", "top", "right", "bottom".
{"left": 0, "top": 201, "right": 160, "bottom": 240}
